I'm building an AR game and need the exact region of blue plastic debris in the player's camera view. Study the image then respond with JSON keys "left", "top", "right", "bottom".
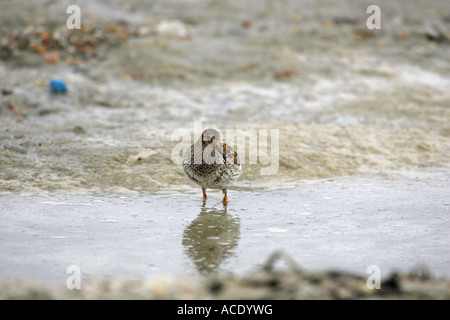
{"left": 50, "top": 79, "right": 67, "bottom": 93}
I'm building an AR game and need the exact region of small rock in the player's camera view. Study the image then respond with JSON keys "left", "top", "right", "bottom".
{"left": 43, "top": 51, "right": 60, "bottom": 64}
{"left": 72, "top": 126, "right": 86, "bottom": 134}
{"left": 38, "top": 108, "right": 59, "bottom": 116}
{"left": 406, "top": 264, "right": 432, "bottom": 280}
{"left": 137, "top": 26, "right": 152, "bottom": 36}
{"left": 208, "top": 279, "right": 223, "bottom": 294}
{"left": 274, "top": 69, "right": 294, "bottom": 79}
{"left": 241, "top": 20, "right": 252, "bottom": 29}
{"left": 125, "top": 150, "right": 156, "bottom": 165}
{"left": 94, "top": 99, "right": 114, "bottom": 107}
{"left": 1, "top": 89, "right": 13, "bottom": 96}
{"left": 381, "top": 272, "right": 401, "bottom": 292}
{"left": 425, "top": 24, "right": 450, "bottom": 43}
{"left": 156, "top": 20, "right": 188, "bottom": 38}
{"left": 4, "top": 144, "right": 27, "bottom": 154}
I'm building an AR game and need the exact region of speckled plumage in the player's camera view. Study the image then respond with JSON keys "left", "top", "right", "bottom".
{"left": 183, "top": 129, "right": 242, "bottom": 203}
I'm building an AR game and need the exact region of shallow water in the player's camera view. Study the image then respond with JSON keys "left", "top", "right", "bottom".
{"left": 1, "top": 173, "right": 449, "bottom": 285}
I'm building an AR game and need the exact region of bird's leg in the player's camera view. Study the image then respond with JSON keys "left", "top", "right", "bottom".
{"left": 222, "top": 189, "right": 228, "bottom": 204}
{"left": 202, "top": 188, "right": 207, "bottom": 198}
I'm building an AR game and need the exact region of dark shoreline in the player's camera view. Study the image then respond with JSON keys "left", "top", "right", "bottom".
{"left": 1, "top": 252, "right": 449, "bottom": 300}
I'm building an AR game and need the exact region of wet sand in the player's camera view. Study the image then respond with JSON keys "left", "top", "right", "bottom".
{"left": 1, "top": 1, "right": 449, "bottom": 193}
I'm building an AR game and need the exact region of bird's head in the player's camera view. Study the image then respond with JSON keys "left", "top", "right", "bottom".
{"left": 201, "top": 128, "right": 221, "bottom": 148}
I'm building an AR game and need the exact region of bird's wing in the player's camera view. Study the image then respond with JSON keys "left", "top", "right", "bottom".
{"left": 222, "top": 143, "right": 240, "bottom": 166}
{"left": 182, "top": 145, "right": 195, "bottom": 165}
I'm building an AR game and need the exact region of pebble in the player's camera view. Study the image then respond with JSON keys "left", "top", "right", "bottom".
{"left": 1, "top": 88, "right": 13, "bottom": 96}
{"left": 38, "top": 108, "right": 59, "bottom": 116}
{"left": 156, "top": 20, "right": 188, "bottom": 38}
{"left": 4, "top": 144, "right": 27, "bottom": 154}
{"left": 72, "top": 126, "right": 86, "bottom": 134}
{"left": 42, "top": 51, "right": 60, "bottom": 64}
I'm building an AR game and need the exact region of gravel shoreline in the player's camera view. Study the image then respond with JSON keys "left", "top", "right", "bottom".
{"left": 1, "top": 251, "right": 449, "bottom": 300}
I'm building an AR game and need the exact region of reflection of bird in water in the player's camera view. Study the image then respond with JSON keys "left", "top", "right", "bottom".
{"left": 183, "top": 128, "right": 241, "bottom": 204}
{"left": 182, "top": 204, "right": 240, "bottom": 275}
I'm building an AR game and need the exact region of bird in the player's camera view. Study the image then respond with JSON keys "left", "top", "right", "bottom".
{"left": 183, "top": 128, "right": 242, "bottom": 204}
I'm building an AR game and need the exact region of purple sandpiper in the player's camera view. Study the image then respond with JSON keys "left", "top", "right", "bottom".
{"left": 183, "top": 128, "right": 242, "bottom": 204}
